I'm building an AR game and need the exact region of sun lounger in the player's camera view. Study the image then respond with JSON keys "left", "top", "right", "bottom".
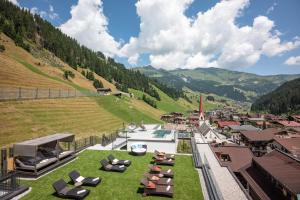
{"left": 52, "top": 179, "right": 90, "bottom": 199}
{"left": 153, "top": 156, "right": 175, "bottom": 166}
{"left": 149, "top": 165, "right": 174, "bottom": 178}
{"left": 144, "top": 173, "right": 174, "bottom": 185}
{"left": 140, "top": 179, "right": 173, "bottom": 197}
{"left": 107, "top": 154, "right": 131, "bottom": 166}
{"left": 100, "top": 159, "right": 127, "bottom": 172}
{"left": 69, "top": 170, "right": 101, "bottom": 187}
{"left": 154, "top": 150, "right": 175, "bottom": 160}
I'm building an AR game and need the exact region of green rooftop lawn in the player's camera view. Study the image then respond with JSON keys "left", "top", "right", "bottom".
{"left": 21, "top": 150, "right": 203, "bottom": 200}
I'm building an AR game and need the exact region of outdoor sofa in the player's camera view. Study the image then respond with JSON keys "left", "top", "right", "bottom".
{"left": 153, "top": 156, "right": 175, "bottom": 166}
{"left": 52, "top": 179, "right": 90, "bottom": 199}
{"left": 140, "top": 179, "right": 173, "bottom": 197}
{"left": 148, "top": 165, "right": 174, "bottom": 178}
{"left": 144, "top": 173, "right": 174, "bottom": 185}
{"left": 69, "top": 170, "right": 101, "bottom": 187}
{"left": 100, "top": 159, "right": 127, "bottom": 172}
{"left": 154, "top": 150, "right": 175, "bottom": 160}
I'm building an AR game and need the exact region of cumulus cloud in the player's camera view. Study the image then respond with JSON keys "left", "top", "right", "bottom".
{"left": 285, "top": 56, "right": 300, "bottom": 66}
{"left": 120, "top": 0, "right": 300, "bottom": 70}
{"left": 60, "top": 0, "right": 120, "bottom": 57}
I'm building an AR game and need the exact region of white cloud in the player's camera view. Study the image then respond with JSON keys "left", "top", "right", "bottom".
{"left": 8, "top": 0, "right": 19, "bottom": 6}
{"left": 49, "top": 5, "right": 54, "bottom": 12}
{"left": 285, "top": 56, "right": 300, "bottom": 66}
{"left": 120, "top": 0, "right": 300, "bottom": 70}
{"left": 29, "top": 5, "right": 59, "bottom": 20}
{"left": 59, "top": 0, "right": 120, "bottom": 57}
{"left": 266, "top": 2, "right": 277, "bottom": 15}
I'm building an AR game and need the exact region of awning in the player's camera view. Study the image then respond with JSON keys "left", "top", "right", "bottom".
{"left": 13, "top": 133, "right": 74, "bottom": 157}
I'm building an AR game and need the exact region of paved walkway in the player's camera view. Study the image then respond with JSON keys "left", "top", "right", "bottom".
{"left": 88, "top": 138, "right": 126, "bottom": 150}
{"left": 196, "top": 143, "right": 248, "bottom": 200}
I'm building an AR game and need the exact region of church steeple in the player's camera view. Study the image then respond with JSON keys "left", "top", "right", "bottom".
{"left": 199, "top": 95, "right": 205, "bottom": 121}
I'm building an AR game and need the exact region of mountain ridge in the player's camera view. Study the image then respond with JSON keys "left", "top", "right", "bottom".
{"left": 135, "top": 65, "right": 300, "bottom": 102}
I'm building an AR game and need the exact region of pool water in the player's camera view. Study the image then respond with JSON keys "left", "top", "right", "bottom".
{"left": 153, "top": 130, "right": 171, "bottom": 138}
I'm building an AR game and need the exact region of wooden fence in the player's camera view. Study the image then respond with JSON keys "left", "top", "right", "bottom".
{"left": 0, "top": 87, "right": 101, "bottom": 101}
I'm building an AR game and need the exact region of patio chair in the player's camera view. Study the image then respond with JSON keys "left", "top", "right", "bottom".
{"left": 144, "top": 173, "right": 174, "bottom": 185}
{"left": 153, "top": 156, "right": 175, "bottom": 166}
{"left": 154, "top": 150, "right": 175, "bottom": 160}
{"left": 140, "top": 179, "right": 173, "bottom": 197}
{"left": 148, "top": 165, "right": 174, "bottom": 178}
{"left": 107, "top": 154, "right": 131, "bottom": 166}
{"left": 52, "top": 179, "right": 90, "bottom": 199}
{"left": 69, "top": 170, "right": 101, "bottom": 187}
{"left": 100, "top": 159, "right": 127, "bottom": 172}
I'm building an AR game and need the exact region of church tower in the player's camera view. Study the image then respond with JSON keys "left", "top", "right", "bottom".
{"left": 199, "top": 95, "right": 205, "bottom": 122}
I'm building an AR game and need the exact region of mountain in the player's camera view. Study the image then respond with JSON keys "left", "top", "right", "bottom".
{"left": 251, "top": 78, "right": 300, "bottom": 115}
{"left": 136, "top": 66, "right": 300, "bottom": 102}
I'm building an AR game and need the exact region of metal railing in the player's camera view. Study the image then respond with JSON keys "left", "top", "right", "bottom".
{"left": 0, "top": 171, "right": 20, "bottom": 199}
{"left": 0, "top": 87, "right": 102, "bottom": 101}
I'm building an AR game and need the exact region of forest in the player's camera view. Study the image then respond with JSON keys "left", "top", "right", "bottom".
{"left": 251, "top": 77, "right": 300, "bottom": 114}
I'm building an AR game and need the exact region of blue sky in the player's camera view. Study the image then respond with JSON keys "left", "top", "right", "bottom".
{"left": 15, "top": 0, "right": 300, "bottom": 75}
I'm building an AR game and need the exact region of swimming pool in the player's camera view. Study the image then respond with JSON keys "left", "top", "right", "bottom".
{"left": 153, "top": 130, "right": 171, "bottom": 138}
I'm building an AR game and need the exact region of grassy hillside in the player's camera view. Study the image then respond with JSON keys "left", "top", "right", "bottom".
{"left": 0, "top": 33, "right": 166, "bottom": 146}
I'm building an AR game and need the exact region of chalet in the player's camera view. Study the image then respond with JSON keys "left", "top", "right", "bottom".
{"left": 255, "top": 121, "right": 271, "bottom": 129}
{"left": 96, "top": 88, "right": 111, "bottom": 95}
{"left": 217, "top": 121, "right": 241, "bottom": 129}
{"left": 211, "top": 144, "right": 253, "bottom": 173}
{"left": 188, "top": 115, "right": 199, "bottom": 126}
{"left": 160, "top": 114, "right": 173, "bottom": 123}
{"left": 174, "top": 116, "right": 186, "bottom": 124}
{"left": 274, "top": 120, "right": 300, "bottom": 128}
{"left": 270, "top": 137, "right": 300, "bottom": 158}
{"left": 238, "top": 150, "right": 300, "bottom": 200}
{"left": 239, "top": 128, "right": 285, "bottom": 156}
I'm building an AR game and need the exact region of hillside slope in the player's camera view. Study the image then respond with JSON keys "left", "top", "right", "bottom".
{"left": 136, "top": 66, "right": 300, "bottom": 102}
{"left": 0, "top": 33, "right": 165, "bottom": 145}
{"left": 251, "top": 78, "right": 300, "bottom": 114}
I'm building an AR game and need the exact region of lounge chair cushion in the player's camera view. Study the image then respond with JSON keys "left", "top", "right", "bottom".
{"left": 146, "top": 181, "right": 156, "bottom": 189}
{"left": 76, "top": 176, "right": 85, "bottom": 183}
{"left": 112, "top": 158, "right": 119, "bottom": 165}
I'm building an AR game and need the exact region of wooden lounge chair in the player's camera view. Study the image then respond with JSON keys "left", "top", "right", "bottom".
{"left": 140, "top": 179, "right": 173, "bottom": 197}
{"left": 100, "top": 159, "right": 127, "bottom": 172}
{"left": 149, "top": 165, "right": 174, "bottom": 178}
{"left": 107, "top": 154, "right": 131, "bottom": 166}
{"left": 153, "top": 156, "right": 175, "bottom": 166}
{"left": 144, "top": 173, "right": 174, "bottom": 185}
{"left": 52, "top": 179, "right": 90, "bottom": 199}
{"left": 69, "top": 170, "right": 101, "bottom": 187}
{"left": 154, "top": 150, "right": 175, "bottom": 160}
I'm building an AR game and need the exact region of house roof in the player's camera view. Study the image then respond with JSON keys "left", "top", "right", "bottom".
{"left": 253, "top": 150, "right": 300, "bottom": 195}
{"left": 276, "top": 120, "right": 300, "bottom": 127}
{"left": 217, "top": 121, "right": 240, "bottom": 128}
{"left": 211, "top": 144, "right": 253, "bottom": 172}
{"left": 228, "top": 125, "right": 260, "bottom": 132}
{"left": 240, "top": 128, "right": 283, "bottom": 142}
{"left": 255, "top": 121, "right": 271, "bottom": 126}
{"left": 273, "top": 137, "right": 300, "bottom": 157}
